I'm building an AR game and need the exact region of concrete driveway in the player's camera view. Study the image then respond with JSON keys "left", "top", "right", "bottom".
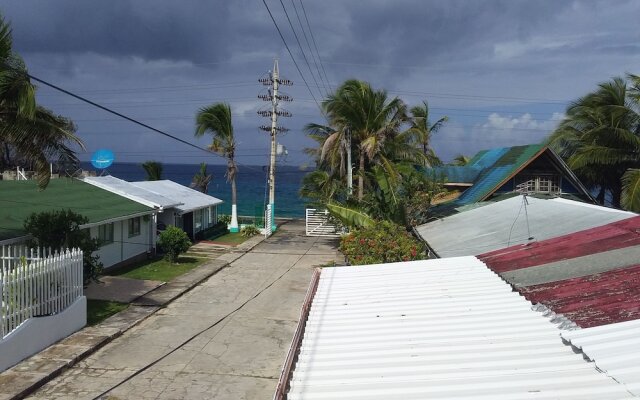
{"left": 27, "top": 221, "right": 341, "bottom": 400}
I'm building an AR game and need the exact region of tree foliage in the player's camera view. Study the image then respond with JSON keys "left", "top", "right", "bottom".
{"left": 190, "top": 162, "right": 212, "bottom": 193}
{"left": 548, "top": 74, "right": 640, "bottom": 210}
{"left": 0, "top": 15, "right": 82, "bottom": 188}
{"left": 24, "top": 209, "right": 102, "bottom": 285}
{"left": 142, "top": 160, "right": 163, "bottom": 181}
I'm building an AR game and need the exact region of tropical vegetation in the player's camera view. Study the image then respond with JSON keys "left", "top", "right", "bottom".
{"left": 195, "top": 102, "right": 239, "bottom": 232}
{"left": 142, "top": 160, "right": 163, "bottom": 181}
{"left": 300, "top": 79, "right": 449, "bottom": 229}
{"left": 548, "top": 74, "right": 640, "bottom": 211}
{"left": 24, "top": 209, "right": 103, "bottom": 285}
{"left": 0, "top": 15, "right": 82, "bottom": 188}
{"left": 157, "top": 225, "right": 192, "bottom": 263}
{"left": 340, "top": 221, "right": 426, "bottom": 265}
{"left": 191, "top": 162, "right": 212, "bottom": 193}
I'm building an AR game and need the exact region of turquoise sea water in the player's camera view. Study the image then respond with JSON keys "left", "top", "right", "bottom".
{"left": 80, "top": 162, "right": 309, "bottom": 218}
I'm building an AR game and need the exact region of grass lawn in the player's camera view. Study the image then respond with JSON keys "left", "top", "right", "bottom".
{"left": 109, "top": 256, "right": 207, "bottom": 282}
{"left": 87, "top": 299, "right": 128, "bottom": 326}
{"left": 207, "top": 232, "right": 249, "bottom": 246}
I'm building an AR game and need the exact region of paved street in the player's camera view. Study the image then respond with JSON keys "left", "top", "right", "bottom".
{"left": 27, "top": 221, "right": 341, "bottom": 400}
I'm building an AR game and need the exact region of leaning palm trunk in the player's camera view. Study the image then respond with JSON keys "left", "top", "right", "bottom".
{"left": 358, "top": 151, "right": 365, "bottom": 201}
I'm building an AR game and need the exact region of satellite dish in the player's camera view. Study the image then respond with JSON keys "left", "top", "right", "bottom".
{"left": 91, "top": 149, "right": 115, "bottom": 169}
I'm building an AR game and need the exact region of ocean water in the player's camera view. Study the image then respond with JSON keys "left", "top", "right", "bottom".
{"left": 79, "top": 162, "right": 309, "bottom": 218}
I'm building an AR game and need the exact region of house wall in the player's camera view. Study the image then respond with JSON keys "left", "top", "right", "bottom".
{"left": 91, "top": 216, "right": 153, "bottom": 270}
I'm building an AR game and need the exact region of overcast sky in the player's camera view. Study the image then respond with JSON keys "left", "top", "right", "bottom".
{"left": 2, "top": 0, "right": 639, "bottom": 167}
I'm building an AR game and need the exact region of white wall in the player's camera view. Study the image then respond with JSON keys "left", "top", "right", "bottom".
{"left": 92, "top": 216, "right": 153, "bottom": 269}
{"left": 0, "top": 296, "right": 86, "bottom": 372}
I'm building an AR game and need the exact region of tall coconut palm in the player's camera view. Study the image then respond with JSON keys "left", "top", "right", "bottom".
{"left": 407, "top": 101, "right": 447, "bottom": 166}
{"left": 323, "top": 80, "right": 408, "bottom": 201}
{"left": 548, "top": 75, "right": 640, "bottom": 210}
{"left": 142, "top": 160, "right": 163, "bottom": 181}
{"left": 0, "top": 16, "right": 82, "bottom": 187}
{"left": 195, "top": 103, "right": 239, "bottom": 232}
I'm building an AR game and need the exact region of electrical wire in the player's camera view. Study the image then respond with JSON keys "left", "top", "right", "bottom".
{"left": 261, "top": 0, "right": 323, "bottom": 113}
{"left": 299, "top": 0, "right": 332, "bottom": 94}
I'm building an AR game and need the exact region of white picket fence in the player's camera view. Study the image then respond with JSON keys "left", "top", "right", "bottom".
{"left": 305, "top": 209, "right": 345, "bottom": 237}
{"left": 0, "top": 246, "right": 83, "bottom": 339}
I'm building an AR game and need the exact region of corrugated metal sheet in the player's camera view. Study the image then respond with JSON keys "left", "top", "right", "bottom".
{"left": 132, "top": 180, "right": 223, "bottom": 213}
{"left": 417, "top": 196, "right": 636, "bottom": 258}
{"left": 285, "top": 257, "right": 636, "bottom": 399}
{"left": 457, "top": 144, "right": 545, "bottom": 204}
{"left": 83, "top": 176, "right": 181, "bottom": 209}
{"left": 477, "top": 216, "right": 640, "bottom": 327}
{"left": 429, "top": 166, "right": 482, "bottom": 184}
{"left": 562, "top": 319, "right": 640, "bottom": 396}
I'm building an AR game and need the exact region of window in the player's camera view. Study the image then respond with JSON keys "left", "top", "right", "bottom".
{"left": 194, "top": 209, "right": 203, "bottom": 232}
{"left": 516, "top": 174, "right": 560, "bottom": 194}
{"left": 98, "top": 223, "right": 114, "bottom": 244}
{"left": 128, "top": 217, "right": 141, "bottom": 238}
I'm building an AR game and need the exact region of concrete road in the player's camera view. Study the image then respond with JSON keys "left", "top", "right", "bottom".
{"left": 27, "top": 221, "right": 341, "bottom": 400}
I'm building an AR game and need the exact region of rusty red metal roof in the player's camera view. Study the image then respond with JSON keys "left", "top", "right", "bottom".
{"left": 479, "top": 216, "right": 640, "bottom": 273}
{"left": 478, "top": 216, "right": 640, "bottom": 328}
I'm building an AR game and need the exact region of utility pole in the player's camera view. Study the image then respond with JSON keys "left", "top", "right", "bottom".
{"left": 259, "top": 59, "right": 292, "bottom": 233}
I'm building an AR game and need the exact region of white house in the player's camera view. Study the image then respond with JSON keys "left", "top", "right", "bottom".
{"left": 83, "top": 176, "right": 223, "bottom": 241}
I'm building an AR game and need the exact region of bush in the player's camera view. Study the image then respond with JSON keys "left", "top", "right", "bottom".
{"left": 340, "top": 221, "right": 425, "bottom": 265}
{"left": 241, "top": 225, "right": 260, "bottom": 237}
{"left": 219, "top": 214, "right": 232, "bottom": 224}
{"left": 24, "top": 210, "right": 103, "bottom": 285}
{"left": 157, "top": 226, "right": 192, "bottom": 263}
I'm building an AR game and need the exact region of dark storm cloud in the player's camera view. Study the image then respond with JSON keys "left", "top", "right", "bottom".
{"left": 3, "top": 1, "right": 236, "bottom": 63}
{"left": 1, "top": 0, "right": 639, "bottom": 164}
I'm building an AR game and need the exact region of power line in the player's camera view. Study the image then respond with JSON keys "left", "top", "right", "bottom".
{"left": 299, "top": 0, "right": 332, "bottom": 94}
{"left": 261, "top": 0, "right": 323, "bottom": 112}
{"left": 277, "top": 0, "right": 324, "bottom": 102}
{"left": 290, "top": 0, "right": 330, "bottom": 97}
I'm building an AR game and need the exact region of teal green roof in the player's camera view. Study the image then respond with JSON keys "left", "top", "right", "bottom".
{"left": 429, "top": 166, "right": 482, "bottom": 184}
{"left": 0, "top": 179, "right": 154, "bottom": 241}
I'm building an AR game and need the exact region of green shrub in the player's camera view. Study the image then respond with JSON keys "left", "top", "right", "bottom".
{"left": 340, "top": 221, "right": 425, "bottom": 265}
{"left": 24, "top": 209, "right": 103, "bottom": 285}
{"left": 157, "top": 226, "right": 192, "bottom": 263}
{"left": 219, "top": 214, "right": 232, "bottom": 224}
{"left": 241, "top": 225, "right": 260, "bottom": 237}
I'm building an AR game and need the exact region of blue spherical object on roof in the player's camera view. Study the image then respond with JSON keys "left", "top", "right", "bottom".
{"left": 90, "top": 149, "right": 115, "bottom": 169}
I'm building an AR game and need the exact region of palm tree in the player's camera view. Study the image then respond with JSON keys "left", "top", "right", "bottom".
{"left": 195, "top": 103, "right": 239, "bottom": 232}
{"left": 190, "top": 162, "right": 212, "bottom": 193}
{"left": 407, "top": 101, "right": 447, "bottom": 166}
{"left": 0, "top": 16, "right": 82, "bottom": 187}
{"left": 452, "top": 154, "right": 470, "bottom": 166}
{"left": 548, "top": 75, "right": 640, "bottom": 210}
{"left": 142, "top": 160, "right": 163, "bottom": 181}
{"left": 323, "top": 79, "right": 409, "bottom": 200}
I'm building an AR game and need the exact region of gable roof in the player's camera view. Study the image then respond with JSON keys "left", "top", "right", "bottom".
{"left": 416, "top": 195, "right": 636, "bottom": 258}
{"left": 431, "top": 144, "right": 594, "bottom": 206}
{"left": 130, "top": 180, "right": 223, "bottom": 214}
{"left": 278, "top": 257, "right": 635, "bottom": 399}
{"left": 0, "top": 179, "right": 154, "bottom": 241}
{"left": 83, "top": 176, "right": 182, "bottom": 210}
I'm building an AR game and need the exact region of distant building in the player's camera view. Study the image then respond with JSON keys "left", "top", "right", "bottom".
{"left": 428, "top": 143, "right": 594, "bottom": 205}
{"left": 0, "top": 179, "right": 156, "bottom": 269}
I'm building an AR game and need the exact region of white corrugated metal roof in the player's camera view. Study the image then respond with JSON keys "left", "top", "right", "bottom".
{"left": 286, "top": 257, "right": 636, "bottom": 399}
{"left": 562, "top": 319, "right": 640, "bottom": 396}
{"left": 82, "top": 176, "right": 181, "bottom": 209}
{"left": 131, "top": 180, "right": 223, "bottom": 213}
{"left": 417, "top": 196, "right": 636, "bottom": 257}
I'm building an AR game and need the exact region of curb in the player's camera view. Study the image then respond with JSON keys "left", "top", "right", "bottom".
{"left": 0, "top": 232, "right": 271, "bottom": 400}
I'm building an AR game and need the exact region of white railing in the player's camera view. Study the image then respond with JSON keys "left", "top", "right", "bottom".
{"left": 1, "top": 246, "right": 83, "bottom": 339}
{"left": 305, "top": 209, "right": 345, "bottom": 237}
